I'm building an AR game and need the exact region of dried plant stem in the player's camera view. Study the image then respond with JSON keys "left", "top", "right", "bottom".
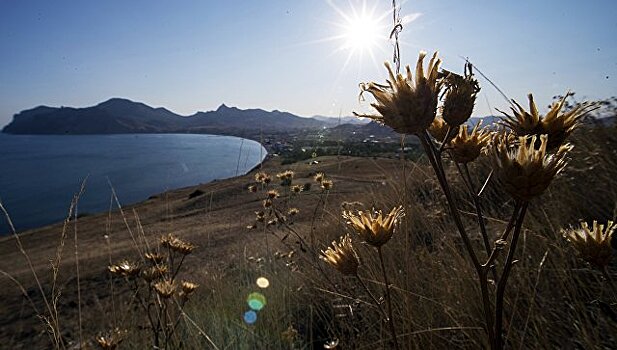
{"left": 601, "top": 267, "right": 617, "bottom": 301}
{"left": 494, "top": 201, "right": 529, "bottom": 350}
{"left": 377, "top": 247, "right": 400, "bottom": 350}
{"left": 355, "top": 274, "right": 388, "bottom": 318}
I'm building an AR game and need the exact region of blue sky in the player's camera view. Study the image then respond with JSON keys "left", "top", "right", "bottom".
{"left": 1, "top": 0, "right": 616, "bottom": 127}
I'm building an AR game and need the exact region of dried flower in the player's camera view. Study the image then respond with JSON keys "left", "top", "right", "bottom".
{"left": 491, "top": 134, "right": 571, "bottom": 201}
{"left": 267, "top": 189, "right": 280, "bottom": 199}
{"left": 142, "top": 265, "right": 169, "bottom": 282}
{"left": 428, "top": 116, "right": 457, "bottom": 144}
{"left": 343, "top": 206, "right": 405, "bottom": 247}
{"left": 320, "top": 234, "right": 360, "bottom": 276}
{"left": 449, "top": 122, "right": 493, "bottom": 163}
{"left": 153, "top": 280, "right": 176, "bottom": 298}
{"left": 181, "top": 281, "right": 199, "bottom": 295}
{"left": 144, "top": 252, "right": 166, "bottom": 265}
{"left": 247, "top": 184, "right": 257, "bottom": 193}
{"left": 96, "top": 328, "right": 126, "bottom": 350}
{"left": 277, "top": 170, "right": 295, "bottom": 186}
{"left": 281, "top": 324, "right": 299, "bottom": 343}
{"left": 288, "top": 207, "right": 300, "bottom": 216}
{"left": 160, "top": 234, "right": 195, "bottom": 255}
{"left": 263, "top": 199, "right": 272, "bottom": 208}
{"left": 321, "top": 179, "right": 333, "bottom": 191}
{"left": 108, "top": 260, "right": 140, "bottom": 277}
{"left": 254, "top": 172, "right": 271, "bottom": 184}
{"left": 255, "top": 211, "right": 266, "bottom": 222}
{"left": 500, "top": 93, "right": 596, "bottom": 150}
{"left": 291, "top": 184, "right": 303, "bottom": 193}
{"left": 355, "top": 52, "right": 442, "bottom": 134}
{"left": 564, "top": 221, "right": 615, "bottom": 269}
{"left": 314, "top": 172, "right": 325, "bottom": 183}
{"left": 441, "top": 63, "right": 480, "bottom": 126}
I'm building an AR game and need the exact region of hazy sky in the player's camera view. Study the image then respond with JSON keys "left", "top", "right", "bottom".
{"left": 1, "top": 0, "right": 616, "bottom": 127}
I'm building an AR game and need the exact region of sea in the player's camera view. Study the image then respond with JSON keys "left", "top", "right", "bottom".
{"left": 0, "top": 133, "right": 266, "bottom": 233}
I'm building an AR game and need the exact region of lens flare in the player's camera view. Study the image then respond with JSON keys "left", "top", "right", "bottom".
{"left": 243, "top": 310, "right": 257, "bottom": 325}
{"left": 256, "top": 277, "right": 270, "bottom": 289}
{"left": 247, "top": 292, "right": 267, "bottom": 311}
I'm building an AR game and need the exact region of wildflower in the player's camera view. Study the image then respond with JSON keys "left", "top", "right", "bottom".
{"left": 254, "top": 172, "right": 271, "bottom": 184}
{"left": 263, "top": 199, "right": 272, "bottom": 208}
{"left": 449, "top": 122, "right": 493, "bottom": 163}
{"left": 142, "top": 265, "right": 168, "bottom": 282}
{"left": 291, "top": 184, "right": 303, "bottom": 193}
{"left": 320, "top": 234, "right": 360, "bottom": 276}
{"left": 181, "top": 281, "right": 199, "bottom": 296}
{"left": 96, "top": 328, "right": 126, "bottom": 350}
{"left": 277, "top": 170, "right": 294, "bottom": 186}
{"left": 108, "top": 260, "right": 140, "bottom": 277}
{"left": 267, "top": 189, "right": 280, "bottom": 199}
{"left": 160, "top": 234, "right": 195, "bottom": 255}
{"left": 255, "top": 211, "right": 266, "bottom": 222}
{"left": 428, "top": 116, "right": 456, "bottom": 144}
{"left": 247, "top": 184, "right": 257, "bottom": 193}
{"left": 153, "top": 280, "right": 176, "bottom": 298}
{"left": 564, "top": 221, "right": 615, "bottom": 269}
{"left": 500, "top": 93, "right": 596, "bottom": 150}
{"left": 314, "top": 172, "right": 325, "bottom": 183}
{"left": 491, "top": 134, "right": 571, "bottom": 202}
{"left": 355, "top": 52, "right": 442, "bottom": 134}
{"left": 441, "top": 63, "right": 480, "bottom": 126}
{"left": 343, "top": 206, "right": 405, "bottom": 247}
{"left": 144, "top": 252, "right": 166, "bottom": 265}
{"left": 321, "top": 179, "right": 333, "bottom": 191}
{"left": 288, "top": 207, "right": 300, "bottom": 216}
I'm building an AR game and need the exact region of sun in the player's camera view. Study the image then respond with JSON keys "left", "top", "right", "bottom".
{"left": 341, "top": 9, "right": 382, "bottom": 53}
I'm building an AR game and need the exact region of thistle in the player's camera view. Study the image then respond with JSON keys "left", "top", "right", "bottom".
{"left": 181, "top": 281, "right": 199, "bottom": 296}
{"left": 108, "top": 260, "right": 140, "bottom": 278}
{"left": 449, "top": 122, "right": 493, "bottom": 164}
{"left": 142, "top": 265, "right": 169, "bottom": 282}
{"left": 276, "top": 170, "right": 295, "bottom": 186}
{"left": 343, "top": 206, "right": 404, "bottom": 247}
{"left": 144, "top": 252, "right": 166, "bottom": 265}
{"left": 320, "top": 234, "right": 360, "bottom": 276}
{"left": 500, "top": 93, "right": 596, "bottom": 150}
{"left": 160, "top": 234, "right": 195, "bottom": 255}
{"left": 153, "top": 280, "right": 176, "bottom": 299}
{"left": 491, "top": 134, "right": 571, "bottom": 202}
{"left": 563, "top": 221, "right": 615, "bottom": 269}
{"left": 428, "top": 116, "right": 456, "bottom": 144}
{"left": 255, "top": 172, "right": 272, "bottom": 184}
{"left": 356, "top": 51, "right": 442, "bottom": 135}
{"left": 321, "top": 179, "right": 333, "bottom": 191}
{"left": 441, "top": 63, "right": 480, "bottom": 126}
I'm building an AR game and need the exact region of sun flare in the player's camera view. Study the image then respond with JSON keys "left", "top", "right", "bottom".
{"left": 341, "top": 10, "right": 381, "bottom": 53}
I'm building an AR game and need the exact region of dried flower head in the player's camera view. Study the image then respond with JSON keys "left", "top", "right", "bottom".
{"left": 267, "top": 189, "right": 280, "bottom": 199}
{"left": 320, "top": 234, "right": 360, "bottom": 276}
{"left": 441, "top": 63, "right": 480, "bottom": 126}
{"left": 564, "top": 221, "right": 615, "bottom": 269}
{"left": 491, "top": 134, "right": 571, "bottom": 201}
{"left": 355, "top": 51, "right": 442, "bottom": 134}
{"left": 247, "top": 184, "right": 257, "bottom": 193}
{"left": 255, "top": 211, "right": 266, "bottom": 222}
{"left": 291, "top": 184, "right": 303, "bottom": 193}
{"left": 277, "top": 170, "right": 295, "bottom": 186}
{"left": 160, "top": 233, "right": 195, "bottom": 255}
{"left": 153, "top": 280, "right": 176, "bottom": 298}
{"left": 254, "top": 172, "right": 271, "bottom": 184}
{"left": 181, "top": 281, "right": 199, "bottom": 296}
{"left": 142, "top": 265, "right": 169, "bottom": 282}
{"left": 314, "top": 172, "right": 325, "bottom": 183}
{"left": 343, "top": 206, "right": 405, "bottom": 247}
{"left": 500, "top": 93, "right": 596, "bottom": 150}
{"left": 449, "top": 123, "right": 493, "bottom": 163}
{"left": 288, "top": 207, "right": 300, "bottom": 216}
{"left": 281, "top": 324, "right": 299, "bottom": 343}
{"left": 96, "top": 328, "right": 126, "bottom": 350}
{"left": 263, "top": 199, "right": 273, "bottom": 208}
{"left": 108, "top": 260, "right": 140, "bottom": 277}
{"left": 321, "top": 179, "right": 333, "bottom": 191}
{"left": 144, "top": 252, "right": 166, "bottom": 265}
{"left": 428, "top": 116, "right": 457, "bottom": 144}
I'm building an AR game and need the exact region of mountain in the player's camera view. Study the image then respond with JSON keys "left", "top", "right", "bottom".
{"left": 311, "top": 115, "right": 370, "bottom": 126}
{"left": 2, "top": 99, "right": 329, "bottom": 136}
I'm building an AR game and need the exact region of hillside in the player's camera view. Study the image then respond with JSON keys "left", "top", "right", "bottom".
{"left": 2, "top": 99, "right": 331, "bottom": 136}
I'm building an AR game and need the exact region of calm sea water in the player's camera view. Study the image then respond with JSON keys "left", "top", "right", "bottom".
{"left": 0, "top": 134, "right": 266, "bottom": 233}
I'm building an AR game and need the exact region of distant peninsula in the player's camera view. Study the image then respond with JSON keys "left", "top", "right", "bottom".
{"left": 1, "top": 98, "right": 367, "bottom": 138}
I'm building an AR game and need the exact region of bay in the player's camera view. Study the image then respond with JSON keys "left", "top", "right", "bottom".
{"left": 0, "top": 133, "right": 266, "bottom": 233}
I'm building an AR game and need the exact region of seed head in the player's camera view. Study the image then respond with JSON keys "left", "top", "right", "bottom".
{"left": 160, "top": 234, "right": 195, "bottom": 255}
{"left": 181, "top": 281, "right": 199, "bottom": 296}
{"left": 441, "top": 63, "right": 480, "bottom": 126}
{"left": 491, "top": 134, "right": 571, "bottom": 201}
{"left": 314, "top": 172, "right": 325, "bottom": 183}
{"left": 355, "top": 52, "right": 442, "bottom": 135}
{"left": 267, "top": 189, "right": 280, "bottom": 199}
{"left": 263, "top": 199, "right": 272, "bottom": 208}
{"left": 291, "top": 184, "right": 303, "bottom": 193}
{"left": 142, "top": 265, "right": 168, "bottom": 282}
{"left": 96, "top": 328, "right": 126, "bottom": 350}
{"left": 428, "top": 116, "right": 457, "bottom": 144}
{"left": 255, "top": 172, "right": 271, "bottom": 184}
{"left": 247, "top": 184, "right": 257, "bottom": 193}
{"left": 320, "top": 234, "right": 360, "bottom": 276}
{"left": 321, "top": 179, "right": 333, "bottom": 191}
{"left": 153, "top": 280, "right": 176, "bottom": 298}
{"left": 108, "top": 260, "right": 140, "bottom": 278}
{"left": 277, "top": 170, "right": 295, "bottom": 186}
{"left": 564, "top": 221, "right": 615, "bottom": 269}
{"left": 500, "top": 93, "right": 597, "bottom": 150}
{"left": 343, "top": 206, "right": 405, "bottom": 247}
{"left": 144, "top": 252, "right": 166, "bottom": 265}
{"left": 288, "top": 207, "right": 300, "bottom": 216}
{"left": 449, "top": 122, "right": 493, "bottom": 163}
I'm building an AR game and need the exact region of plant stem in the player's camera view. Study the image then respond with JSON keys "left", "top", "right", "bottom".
{"left": 601, "top": 267, "right": 617, "bottom": 301}
{"left": 356, "top": 274, "right": 388, "bottom": 318}
{"left": 494, "top": 202, "right": 528, "bottom": 350}
{"left": 377, "top": 247, "right": 400, "bottom": 350}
